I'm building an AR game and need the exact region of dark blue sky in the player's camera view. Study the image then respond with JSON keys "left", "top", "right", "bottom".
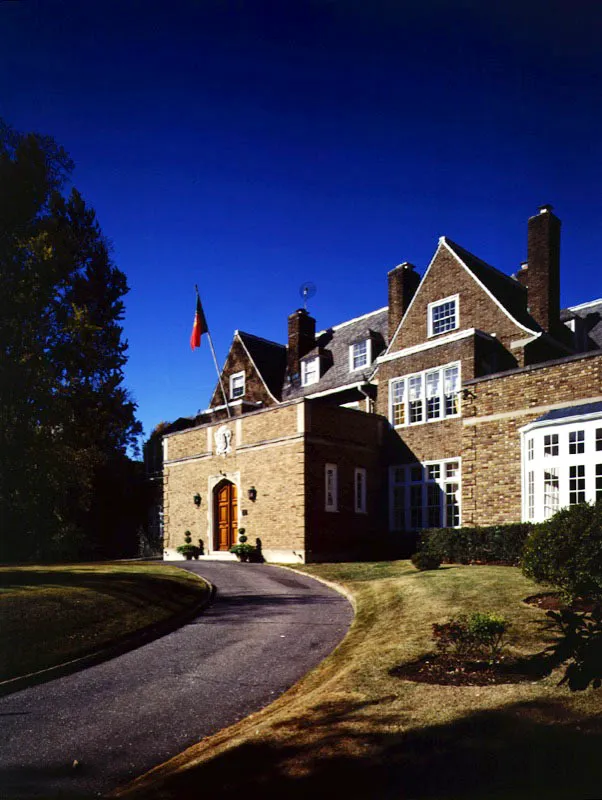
{"left": 2, "top": 0, "right": 601, "bottom": 442}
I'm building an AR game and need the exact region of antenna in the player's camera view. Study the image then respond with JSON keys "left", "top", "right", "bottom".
{"left": 299, "top": 281, "right": 317, "bottom": 311}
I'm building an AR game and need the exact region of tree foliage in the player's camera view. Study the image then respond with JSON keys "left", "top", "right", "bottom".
{"left": 0, "top": 121, "right": 142, "bottom": 561}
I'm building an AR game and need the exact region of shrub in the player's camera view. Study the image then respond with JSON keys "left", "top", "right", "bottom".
{"left": 432, "top": 611, "right": 510, "bottom": 663}
{"left": 420, "top": 523, "right": 533, "bottom": 566}
{"left": 546, "top": 603, "right": 602, "bottom": 691}
{"left": 521, "top": 503, "right": 602, "bottom": 601}
{"left": 411, "top": 551, "right": 441, "bottom": 571}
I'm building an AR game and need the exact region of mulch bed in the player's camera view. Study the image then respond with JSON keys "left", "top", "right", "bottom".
{"left": 523, "top": 592, "right": 597, "bottom": 613}
{"left": 389, "top": 654, "right": 540, "bottom": 686}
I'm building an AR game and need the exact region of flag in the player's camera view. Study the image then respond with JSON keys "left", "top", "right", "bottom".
{"left": 190, "top": 289, "right": 208, "bottom": 350}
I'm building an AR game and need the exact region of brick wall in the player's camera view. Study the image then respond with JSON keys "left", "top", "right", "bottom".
{"left": 462, "top": 351, "right": 602, "bottom": 525}
{"left": 210, "top": 335, "right": 277, "bottom": 408}
{"left": 389, "top": 245, "right": 529, "bottom": 358}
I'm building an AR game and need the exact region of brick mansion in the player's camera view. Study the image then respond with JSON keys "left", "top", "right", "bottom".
{"left": 159, "top": 205, "right": 602, "bottom": 563}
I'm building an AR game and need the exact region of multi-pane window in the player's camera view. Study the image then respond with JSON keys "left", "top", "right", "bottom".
{"left": 354, "top": 468, "right": 367, "bottom": 513}
{"left": 325, "top": 464, "right": 338, "bottom": 511}
{"left": 597, "top": 464, "right": 602, "bottom": 503}
{"left": 569, "top": 430, "right": 585, "bottom": 454}
{"left": 544, "top": 434, "right": 559, "bottom": 456}
{"left": 301, "top": 356, "right": 320, "bottom": 386}
{"left": 350, "top": 340, "right": 370, "bottom": 371}
{"left": 569, "top": 465, "right": 586, "bottom": 505}
{"left": 229, "top": 371, "right": 245, "bottom": 399}
{"left": 597, "top": 429, "right": 602, "bottom": 451}
{"left": 391, "top": 380, "right": 405, "bottom": 426}
{"left": 527, "top": 471, "right": 535, "bottom": 520}
{"left": 527, "top": 438, "right": 534, "bottom": 461}
{"left": 390, "top": 362, "right": 461, "bottom": 427}
{"left": 429, "top": 296, "right": 458, "bottom": 336}
{"left": 408, "top": 375, "right": 423, "bottom": 424}
{"left": 390, "top": 459, "right": 461, "bottom": 530}
{"left": 543, "top": 468, "right": 559, "bottom": 519}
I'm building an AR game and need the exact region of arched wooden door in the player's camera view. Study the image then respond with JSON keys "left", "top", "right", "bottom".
{"left": 214, "top": 481, "right": 238, "bottom": 551}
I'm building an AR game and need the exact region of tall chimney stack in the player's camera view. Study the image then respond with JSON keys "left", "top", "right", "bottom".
{"left": 388, "top": 262, "right": 420, "bottom": 342}
{"left": 287, "top": 308, "right": 315, "bottom": 379}
{"left": 526, "top": 204, "right": 561, "bottom": 332}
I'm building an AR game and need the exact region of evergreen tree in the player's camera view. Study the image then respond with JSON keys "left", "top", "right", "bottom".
{"left": 0, "top": 121, "right": 142, "bottom": 561}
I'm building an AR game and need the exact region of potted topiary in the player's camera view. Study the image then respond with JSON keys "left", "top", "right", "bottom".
{"left": 230, "top": 528, "right": 256, "bottom": 562}
{"left": 177, "top": 530, "right": 200, "bottom": 560}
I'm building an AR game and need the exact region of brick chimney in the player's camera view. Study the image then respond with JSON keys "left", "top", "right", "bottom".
{"left": 287, "top": 308, "right": 315, "bottom": 379}
{"left": 388, "top": 262, "right": 420, "bottom": 342}
{"left": 526, "top": 204, "right": 561, "bottom": 332}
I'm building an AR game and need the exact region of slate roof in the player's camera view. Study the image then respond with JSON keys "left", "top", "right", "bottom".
{"left": 535, "top": 400, "right": 602, "bottom": 424}
{"left": 281, "top": 307, "right": 388, "bottom": 401}
{"left": 237, "top": 331, "right": 287, "bottom": 400}
{"left": 443, "top": 237, "right": 542, "bottom": 333}
{"left": 561, "top": 298, "right": 602, "bottom": 350}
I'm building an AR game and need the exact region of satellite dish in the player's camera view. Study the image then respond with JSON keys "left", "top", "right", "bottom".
{"left": 299, "top": 281, "right": 317, "bottom": 311}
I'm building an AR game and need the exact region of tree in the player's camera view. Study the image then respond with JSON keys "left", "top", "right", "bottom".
{"left": 0, "top": 121, "right": 142, "bottom": 561}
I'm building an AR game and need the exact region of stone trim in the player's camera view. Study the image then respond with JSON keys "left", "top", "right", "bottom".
{"left": 464, "top": 395, "right": 602, "bottom": 427}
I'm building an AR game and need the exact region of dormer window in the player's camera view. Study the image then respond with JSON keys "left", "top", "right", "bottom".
{"left": 301, "top": 356, "right": 320, "bottom": 386}
{"left": 349, "top": 339, "right": 371, "bottom": 371}
{"left": 229, "top": 371, "right": 245, "bottom": 399}
{"left": 428, "top": 295, "right": 459, "bottom": 337}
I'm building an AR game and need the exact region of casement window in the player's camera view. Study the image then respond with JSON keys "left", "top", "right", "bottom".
{"left": 229, "top": 371, "right": 245, "bottom": 399}
{"left": 521, "top": 415, "right": 602, "bottom": 522}
{"left": 389, "top": 458, "right": 461, "bottom": 531}
{"left": 569, "top": 465, "right": 586, "bottom": 505}
{"left": 301, "top": 356, "right": 320, "bottom": 386}
{"left": 543, "top": 468, "right": 559, "bottom": 518}
{"left": 354, "top": 468, "right": 367, "bottom": 513}
{"left": 349, "top": 339, "right": 371, "bottom": 371}
{"left": 389, "top": 362, "right": 460, "bottom": 427}
{"left": 428, "top": 295, "right": 459, "bottom": 337}
{"left": 569, "top": 430, "right": 585, "bottom": 455}
{"left": 544, "top": 434, "right": 559, "bottom": 457}
{"left": 325, "top": 464, "right": 338, "bottom": 512}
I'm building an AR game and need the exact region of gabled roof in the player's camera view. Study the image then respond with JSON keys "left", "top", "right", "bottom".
{"left": 281, "top": 306, "right": 388, "bottom": 401}
{"left": 237, "top": 331, "right": 287, "bottom": 401}
{"left": 561, "top": 298, "right": 602, "bottom": 350}
{"left": 442, "top": 237, "right": 542, "bottom": 334}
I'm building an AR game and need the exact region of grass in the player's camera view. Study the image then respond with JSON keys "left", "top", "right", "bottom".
{"left": 0, "top": 562, "right": 210, "bottom": 681}
{"left": 114, "top": 561, "right": 602, "bottom": 800}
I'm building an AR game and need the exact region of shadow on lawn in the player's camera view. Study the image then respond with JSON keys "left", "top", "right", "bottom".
{"left": 123, "top": 697, "right": 602, "bottom": 800}
{"left": 0, "top": 569, "right": 205, "bottom": 612}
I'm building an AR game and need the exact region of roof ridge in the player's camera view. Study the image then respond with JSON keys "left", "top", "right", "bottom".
{"left": 315, "top": 305, "right": 388, "bottom": 337}
{"left": 236, "top": 330, "right": 285, "bottom": 349}
{"left": 567, "top": 298, "right": 602, "bottom": 312}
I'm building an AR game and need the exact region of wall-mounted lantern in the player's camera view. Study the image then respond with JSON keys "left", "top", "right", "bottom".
{"left": 193, "top": 493, "right": 202, "bottom": 507}
{"left": 247, "top": 486, "right": 257, "bottom": 502}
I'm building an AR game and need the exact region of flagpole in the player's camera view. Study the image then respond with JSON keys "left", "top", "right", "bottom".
{"left": 196, "top": 285, "right": 231, "bottom": 419}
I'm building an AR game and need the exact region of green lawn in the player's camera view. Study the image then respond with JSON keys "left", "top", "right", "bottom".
{"left": 115, "top": 561, "right": 602, "bottom": 800}
{"left": 0, "top": 562, "right": 210, "bottom": 681}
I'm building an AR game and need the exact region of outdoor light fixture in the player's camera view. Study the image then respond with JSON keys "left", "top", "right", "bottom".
{"left": 193, "top": 493, "right": 202, "bottom": 507}
{"left": 247, "top": 486, "right": 257, "bottom": 502}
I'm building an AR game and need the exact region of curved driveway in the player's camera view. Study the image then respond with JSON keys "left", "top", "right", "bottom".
{"left": 0, "top": 561, "right": 353, "bottom": 798}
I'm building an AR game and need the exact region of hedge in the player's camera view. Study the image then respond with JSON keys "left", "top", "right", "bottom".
{"left": 419, "top": 523, "right": 533, "bottom": 566}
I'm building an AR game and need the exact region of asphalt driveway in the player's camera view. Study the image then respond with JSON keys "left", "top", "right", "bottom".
{"left": 0, "top": 561, "right": 353, "bottom": 798}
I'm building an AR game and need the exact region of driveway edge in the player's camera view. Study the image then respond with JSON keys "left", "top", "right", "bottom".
{"left": 0, "top": 577, "right": 214, "bottom": 698}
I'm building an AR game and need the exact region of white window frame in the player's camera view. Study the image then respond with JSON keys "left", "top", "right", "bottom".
{"left": 229, "top": 371, "right": 245, "bottom": 399}
{"left": 301, "top": 356, "right": 320, "bottom": 387}
{"left": 354, "top": 468, "right": 367, "bottom": 514}
{"left": 389, "top": 361, "right": 461, "bottom": 428}
{"left": 428, "top": 294, "right": 459, "bottom": 338}
{"left": 521, "top": 413, "right": 602, "bottom": 522}
{"left": 389, "top": 458, "right": 461, "bottom": 531}
{"left": 325, "top": 463, "right": 338, "bottom": 512}
{"left": 349, "top": 339, "right": 372, "bottom": 372}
